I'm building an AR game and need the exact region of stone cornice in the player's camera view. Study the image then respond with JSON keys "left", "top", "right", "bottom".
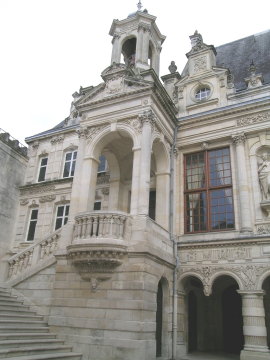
{"left": 25, "top": 125, "right": 78, "bottom": 144}
{"left": 20, "top": 177, "right": 73, "bottom": 194}
{"left": 178, "top": 236, "right": 270, "bottom": 250}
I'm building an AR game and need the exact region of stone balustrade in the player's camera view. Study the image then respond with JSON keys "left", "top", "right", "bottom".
{"left": 8, "top": 231, "right": 60, "bottom": 279}
{"left": 73, "top": 211, "right": 127, "bottom": 241}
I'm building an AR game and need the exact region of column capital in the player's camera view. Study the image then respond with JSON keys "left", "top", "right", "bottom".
{"left": 138, "top": 109, "right": 156, "bottom": 128}
{"left": 111, "top": 32, "right": 120, "bottom": 44}
{"left": 232, "top": 132, "right": 246, "bottom": 145}
{"left": 76, "top": 126, "right": 89, "bottom": 139}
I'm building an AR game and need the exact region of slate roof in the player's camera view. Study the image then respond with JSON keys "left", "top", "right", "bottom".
{"left": 216, "top": 30, "right": 270, "bottom": 90}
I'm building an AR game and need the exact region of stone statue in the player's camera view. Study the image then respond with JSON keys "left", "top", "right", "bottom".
{"left": 258, "top": 152, "right": 270, "bottom": 200}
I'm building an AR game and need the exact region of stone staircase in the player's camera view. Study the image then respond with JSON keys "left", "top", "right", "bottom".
{"left": 0, "top": 287, "right": 82, "bottom": 360}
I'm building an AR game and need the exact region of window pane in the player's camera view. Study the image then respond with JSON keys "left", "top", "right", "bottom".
{"left": 94, "top": 202, "right": 101, "bottom": 210}
{"left": 210, "top": 189, "right": 234, "bottom": 230}
{"left": 73, "top": 151, "right": 77, "bottom": 159}
{"left": 41, "top": 158, "right": 48, "bottom": 166}
{"left": 185, "top": 192, "right": 207, "bottom": 232}
{"left": 55, "top": 218, "right": 62, "bottom": 230}
{"left": 63, "top": 162, "right": 71, "bottom": 178}
{"left": 57, "top": 206, "right": 64, "bottom": 217}
{"left": 65, "top": 205, "right": 70, "bottom": 216}
{"left": 31, "top": 209, "right": 38, "bottom": 219}
{"left": 65, "top": 153, "right": 72, "bottom": 161}
{"left": 38, "top": 167, "right": 46, "bottom": 182}
{"left": 209, "top": 148, "right": 232, "bottom": 187}
{"left": 27, "top": 222, "right": 37, "bottom": 241}
{"left": 98, "top": 155, "right": 106, "bottom": 172}
{"left": 70, "top": 160, "right": 76, "bottom": 177}
{"left": 185, "top": 153, "right": 205, "bottom": 190}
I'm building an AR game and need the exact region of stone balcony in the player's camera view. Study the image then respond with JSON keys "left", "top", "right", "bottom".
{"left": 67, "top": 211, "right": 128, "bottom": 278}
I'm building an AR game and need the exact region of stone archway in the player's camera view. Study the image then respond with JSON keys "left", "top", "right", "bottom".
{"left": 181, "top": 274, "right": 243, "bottom": 357}
{"left": 262, "top": 276, "right": 270, "bottom": 348}
{"left": 155, "top": 277, "right": 169, "bottom": 358}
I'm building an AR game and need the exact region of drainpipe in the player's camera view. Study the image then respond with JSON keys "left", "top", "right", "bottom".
{"left": 170, "top": 124, "right": 179, "bottom": 360}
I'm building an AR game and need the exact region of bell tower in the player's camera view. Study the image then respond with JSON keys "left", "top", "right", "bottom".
{"left": 109, "top": 3, "right": 166, "bottom": 76}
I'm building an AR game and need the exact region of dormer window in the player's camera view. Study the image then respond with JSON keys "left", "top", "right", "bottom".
{"left": 195, "top": 86, "right": 211, "bottom": 101}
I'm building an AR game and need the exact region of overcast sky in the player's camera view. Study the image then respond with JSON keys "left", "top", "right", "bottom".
{"left": 1, "top": 0, "right": 269, "bottom": 145}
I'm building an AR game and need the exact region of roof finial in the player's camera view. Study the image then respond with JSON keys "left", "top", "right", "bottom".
{"left": 137, "top": 0, "right": 143, "bottom": 11}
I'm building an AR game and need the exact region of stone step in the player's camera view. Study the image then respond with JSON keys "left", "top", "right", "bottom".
{"left": 0, "top": 301, "right": 26, "bottom": 308}
{"left": 0, "top": 333, "right": 57, "bottom": 341}
{"left": 0, "top": 319, "right": 47, "bottom": 326}
{"left": 0, "top": 345, "right": 73, "bottom": 358}
{"left": 0, "top": 313, "right": 43, "bottom": 321}
{"left": 0, "top": 307, "right": 36, "bottom": 315}
{"left": 0, "top": 292, "right": 15, "bottom": 299}
{"left": 1, "top": 353, "right": 82, "bottom": 360}
{"left": 0, "top": 326, "right": 50, "bottom": 333}
{"left": 0, "top": 288, "right": 82, "bottom": 360}
{"left": 0, "top": 296, "right": 22, "bottom": 303}
{"left": 0, "top": 339, "right": 64, "bottom": 348}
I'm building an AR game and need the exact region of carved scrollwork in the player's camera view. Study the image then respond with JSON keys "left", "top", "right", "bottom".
{"left": 127, "top": 118, "right": 142, "bottom": 135}
{"left": 236, "top": 112, "right": 270, "bottom": 127}
{"left": 179, "top": 263, "right": 268, "bottom": 295}
{"left": 232, "top": 132, "right": 246, "bottom": 145}
{"left": 194, "top": 56, "right": 207, "bottom": 73}
{"left": 39, "top": 195, "right": 56, "bottom": 203}
{"left": 138, "top": 109, "right": 156, "bottom": 128}
{"left": 50, "top": 136, "right": 64, "bottom": 145}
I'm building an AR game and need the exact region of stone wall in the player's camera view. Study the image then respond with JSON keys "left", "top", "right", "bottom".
{"left": 0, "top": 137, "right": 28, "bottom": 280}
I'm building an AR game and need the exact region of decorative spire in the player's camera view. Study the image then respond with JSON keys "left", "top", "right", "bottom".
{"left": 137, "top": 0, "right": 143, "bottom": 11}
{"left": 248, "top": 60, "right": 256, "bottom": 75}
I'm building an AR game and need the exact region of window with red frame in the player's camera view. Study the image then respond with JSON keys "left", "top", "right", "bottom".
{"left": 184, "top": 148, "right": 234, "bottom": 233}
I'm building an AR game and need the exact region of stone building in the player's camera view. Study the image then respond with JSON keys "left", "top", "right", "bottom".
{"left": 1, "top": 5, "right": 270, "bottom": 360}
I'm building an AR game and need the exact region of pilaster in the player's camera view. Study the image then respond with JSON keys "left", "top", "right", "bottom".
{"left": 232, "top": 133, "right": 253, "bottom": 233}
{"left": 137, "top": 110, "right": 155, "bottom": 215}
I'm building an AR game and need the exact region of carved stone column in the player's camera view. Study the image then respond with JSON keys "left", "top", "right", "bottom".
{"left": 136, "top": 25, "right": 144, "bottom": 64}
{"left": 155, "top": 171, "right": 170, "bottom": 230}
{"left": 111, "top": 33, "right": 121, "bottom": 64}
{"left": 130, "top": 147, "right": 141, "bottom": 215}
{"left": 238, "top": 291, "right": 270, "bottom": 360}
{"left": 70, "top": 127, "right": 99, "bottom": 214}
{"left": 137, "top": 110, "right": 154, "bottom": 215}
{"left": 177, "top": 291, "right": 186, "bottom": 348}
{"left": 232, "top": 133, "right": 253, "bottom": 232}
{"left": 141, "top": 26, "right": 150, "bottom": 65}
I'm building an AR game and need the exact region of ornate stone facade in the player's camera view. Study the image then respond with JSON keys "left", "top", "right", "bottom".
{"left": 1, "top": 7, "right": 270, "bottom": 360}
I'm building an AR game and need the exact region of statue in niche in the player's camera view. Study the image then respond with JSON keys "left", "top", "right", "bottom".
{"left": 258, "top": 152, "right": 270, "bottom": 200}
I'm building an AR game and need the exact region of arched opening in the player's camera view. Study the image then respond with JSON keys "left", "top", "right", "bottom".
{"left": 92, "top": 130, "right": 134, "bottom": 213}
{"left": 122, "top": 37, "right": 136, "bottom": 66}
{"left": 156, "top": 281, "right": 163, "bottom": 357}
{"left": 222, "top": 284, "right": 243, "bottom": 353}
{"left": 150, "top": 139, "right": 170, "bottom": 229}
{"left": 183, "top": 275, "right": 243, "bottom": 357}
{"left": 262, "top": 276, "right": 270, "bottom": 348}
{"left": 211, "top": 275, "right": 243, "bottom": 354}
{"left": 188, "top": 290, "right": 197, "bottom": 352}
{"left": 183, "top": 276, "right": 204, "bottom": 353}
{"left": 155, "top": 278, "right": 169, "bottom": 358}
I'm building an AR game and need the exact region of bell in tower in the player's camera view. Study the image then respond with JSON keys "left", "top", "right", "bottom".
{"left": 109, "top": 2, "right": 166, "bottom": 76}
